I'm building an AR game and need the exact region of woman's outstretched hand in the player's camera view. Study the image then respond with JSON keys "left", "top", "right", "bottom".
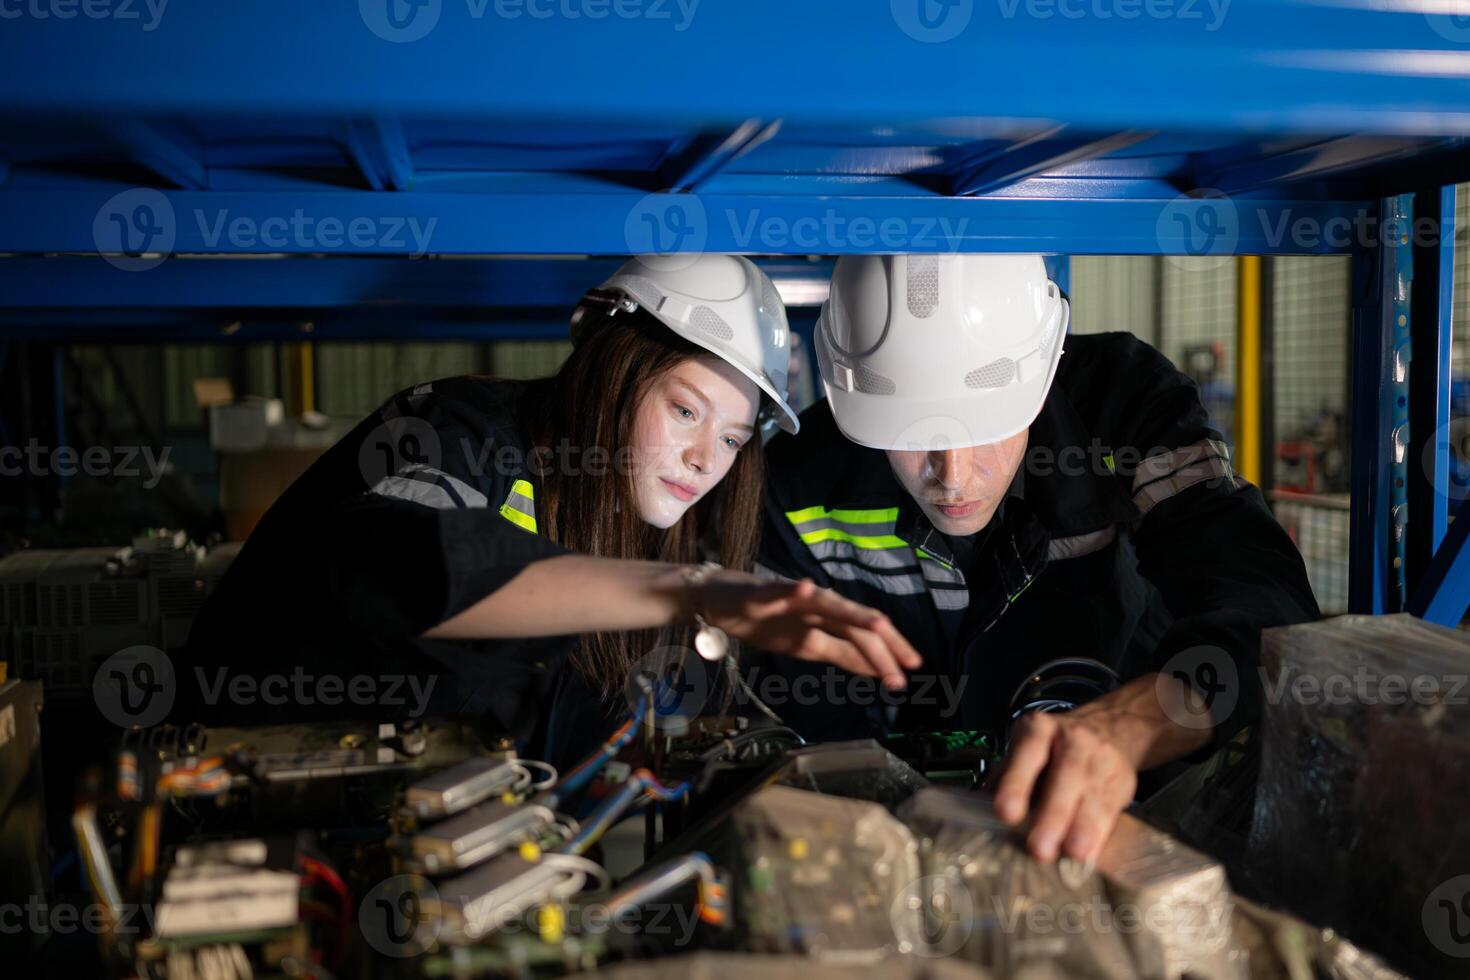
{"left": 693, "top": 571, "right": 924, "bottom": 689}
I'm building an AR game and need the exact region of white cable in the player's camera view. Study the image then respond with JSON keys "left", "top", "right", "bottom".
{"left": 516, "top": 758, "right": 559, "bottom": 789}
{"left": 541, "top": 853, "right": 612, "bottom": 894}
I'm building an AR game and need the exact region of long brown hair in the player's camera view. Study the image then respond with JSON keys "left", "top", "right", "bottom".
{"left": 519, "top": 309, "right": 765, "bottom": 696}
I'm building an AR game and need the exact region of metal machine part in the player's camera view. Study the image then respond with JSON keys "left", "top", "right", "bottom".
{"left": 411, "top": 800, "right": 556, "bottom": 873}
{"left": 406, "top": 756, "right": 525, "bottom": 820}
{"left": 430, "top": 851, "right": 597, "bottom": 941}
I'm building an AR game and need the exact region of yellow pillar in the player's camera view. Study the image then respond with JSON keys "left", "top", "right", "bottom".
{"left": 1235, "top": 256, "right": 1262, "bottom": 485}
{"left": 283, "top": 341, "right": 315, "bottom": 416}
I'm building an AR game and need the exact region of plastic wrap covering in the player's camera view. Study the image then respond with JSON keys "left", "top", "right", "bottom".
{"left": 771, "top": 739, "right": 931, "bottom": 811}
{"left": 1250, "top": 614, "right": 1470, "bottom": 979}
{"left": 898, "top": 787, "right": 1406, "bottom": 979}
{"left": 724, "top": 784, "right": 923, "bottom": 963}
{"left": 901, "top": 787, "right": 1232, "bottom": 978}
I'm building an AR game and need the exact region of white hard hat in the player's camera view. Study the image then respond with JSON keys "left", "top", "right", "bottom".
{"left": 814, "top": 254, "right": 1068, "bottom": 450}
{"left": 572, "top": 255, "right": 800, "bottom": 434}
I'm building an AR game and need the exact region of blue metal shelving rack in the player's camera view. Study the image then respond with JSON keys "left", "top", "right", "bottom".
{"left": 2, "top": 0, "right": 1470, "bottom": 618}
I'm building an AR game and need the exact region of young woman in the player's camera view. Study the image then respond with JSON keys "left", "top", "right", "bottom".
{"left": 183, "top": 256, "right": 920, "bottom": 766}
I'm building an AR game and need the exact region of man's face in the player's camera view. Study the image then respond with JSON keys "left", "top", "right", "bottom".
{"left": 886, "top": 430, "right": 1029, "bottom": 536}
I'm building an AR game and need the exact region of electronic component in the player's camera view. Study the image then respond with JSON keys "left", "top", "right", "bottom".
{"left": 411, "top": 801, "right": 555, "bottom": 873}
{"left": 405, "top": 756, "right": 524, "bottom": 819}
{"left": 430, "top": 851, "right": 598, "bottom": 941}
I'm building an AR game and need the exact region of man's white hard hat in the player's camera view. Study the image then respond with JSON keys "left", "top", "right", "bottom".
{"left": 814, "top": 254, "right": 1069, "bottom": 450}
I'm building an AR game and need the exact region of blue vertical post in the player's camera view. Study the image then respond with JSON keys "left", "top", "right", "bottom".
{"left": 1348, "top": 198, "right": 1399, "bottom": 614}
{"left": 1406, "top": 185, "right": 1456, "bottom": 596}
{"left": 1045, "top": 255, "right": 1071, "bottom": 298}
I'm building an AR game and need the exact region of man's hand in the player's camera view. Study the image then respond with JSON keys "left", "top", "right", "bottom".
{"left": 992, "top": 672, "right": 1212, "bottom": 863}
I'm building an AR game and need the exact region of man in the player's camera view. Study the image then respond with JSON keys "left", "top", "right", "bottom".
{"left": 754, "top": 254, "right": 1318, "bottom": 864}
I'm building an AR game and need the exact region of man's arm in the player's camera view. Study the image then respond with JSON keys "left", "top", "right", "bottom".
{"left": 994, "top": 334, "right": 1319, "bottom": 862}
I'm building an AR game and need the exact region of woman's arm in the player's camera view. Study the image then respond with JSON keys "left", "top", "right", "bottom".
{"left": 424, "top": 554, "right": 924, "bottom": 688}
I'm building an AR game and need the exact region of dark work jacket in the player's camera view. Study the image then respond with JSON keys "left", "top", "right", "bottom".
{"left": 752, "top": 332, "right": 1321, "bottom": 747}
{"left": 181, "top": 377, "right": 617, "bottom": 770}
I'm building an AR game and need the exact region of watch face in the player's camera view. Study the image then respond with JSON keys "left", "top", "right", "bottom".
{"left": 694, "top": 626, "right": 729, "bottom": 662}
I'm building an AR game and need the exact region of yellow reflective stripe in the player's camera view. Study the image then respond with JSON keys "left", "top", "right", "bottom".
{"left": 915, "top": 546, "right": 955, "bottom": 571}
{"left": 785, "top": 505, "right": 900, "bottom": 526}
{"left": 499, "top": 506, "right": 537, "bottom": 533}
{"left": 499, "top": 479, "right": 538, "bottom": 533}
{"left": 798, "top": 527, "right": 909, "bottom": 550}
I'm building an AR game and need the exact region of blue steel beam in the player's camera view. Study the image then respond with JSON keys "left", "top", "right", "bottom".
{"left": 659, "top": 121, "right": 781, "bottom": 193}
{"left": 1407, "top": 185, "right": 1458, "bottom": 602}
{"left": 952, "top": 131, "right": 1152, "bottom": 197}
{"left": 5, "top": 3, "right": 1470, "bottom": 136}
{"left": 0, "top": 257, "right": 834, "bottom": 308}
{"left": 1407, "top": 495, "right": 1470, "bottom": 627}
{"left": 101, "top": 120, "right": 207, "bottom": 190}
{"left": 340, "top": 117, "right": 414, "bottom": 191}
{"left": 0, "top": 186, "right": 1371, "bottom": 256}
{"left": 1348, "top": 198, "right": 1399, "bottom": 615}
{"left": 1198, "top": 136, "right": 1454, "bottom": 196}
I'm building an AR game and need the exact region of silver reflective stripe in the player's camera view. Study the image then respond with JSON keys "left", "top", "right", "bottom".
{"left": 929, "top": 587, "right": 970, "bottom": 611}
{"left": 917, "top": 556, "right": 965, "bottom": 588}
{"left": 502, "top": 487, "right": 533, "bottom": 516}
{"left": 369, "top": 463, "right": 489, "bottom": 510}
{"left": 807, "top": 538, "right": 919, "bottom": 572}
{"left": 790, "top": 516, "right": 900, "bottom": 539}
{"left": 370, "top": 475, "right": 456, "bottom": 510}
{"left": 1048, "top": 526, "right": 1118, "bottom": 561}
{"left": 820, "top": 561, "right": 927, "bottom": 596}
{"left": 752, "top": 562, "right": 796, "bottom": 584}
{"left": 1132, "top": 439, "right": 1234, "bottom": 516}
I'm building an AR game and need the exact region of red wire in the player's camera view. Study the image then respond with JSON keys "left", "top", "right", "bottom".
{"left": 300, "top": 856, "right": 351, "bottom": 969}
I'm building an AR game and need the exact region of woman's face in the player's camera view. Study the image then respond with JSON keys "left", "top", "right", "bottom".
{"left": 630, "top": 357, "right": 761, "bottom": 529}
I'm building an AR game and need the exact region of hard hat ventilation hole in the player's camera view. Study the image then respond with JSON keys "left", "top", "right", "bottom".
{"left": 855, "top": 364, "right": 897, "bottom": 395}
{"left": 690, "top": 306, "right": 735, "bottom": 342}
{"left": 907, "top": 256, "right": 940, "bottom": 318}
{"left": 964, "top": 358, "right": 1016, "bottom": 389}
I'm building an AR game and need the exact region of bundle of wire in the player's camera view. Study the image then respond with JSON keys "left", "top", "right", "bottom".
{"left": 560, "top": 769, "right": 690, "bottom": 856}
